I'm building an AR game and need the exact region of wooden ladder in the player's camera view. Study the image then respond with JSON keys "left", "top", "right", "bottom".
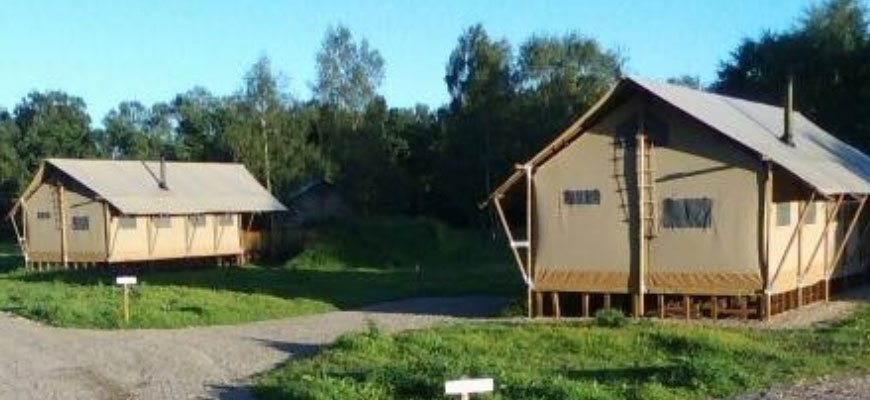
{"left": 638, "top": 135, "right": 657, "bottom": 239}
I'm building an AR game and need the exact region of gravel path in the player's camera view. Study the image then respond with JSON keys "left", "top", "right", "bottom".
{"left": 0, "top": 296, "right": 507, "bottom": 400}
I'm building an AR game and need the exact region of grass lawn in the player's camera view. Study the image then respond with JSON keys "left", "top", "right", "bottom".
{"left": 252, "top": 307, "right": 870, "bottom": 400}
{"left": 0, "top": 217, "right": 519, "bottom": 329}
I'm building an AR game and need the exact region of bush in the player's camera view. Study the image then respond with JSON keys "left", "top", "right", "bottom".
{"left": 595, "top": 307, "right": 627, "bottom": 328}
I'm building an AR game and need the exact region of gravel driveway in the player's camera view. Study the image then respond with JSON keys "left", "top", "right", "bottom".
{"left": 0, "top": 296, "right": 506, "bottom": 400}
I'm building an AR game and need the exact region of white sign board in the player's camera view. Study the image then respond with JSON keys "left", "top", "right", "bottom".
{"left": 116, "top": 276, "right": 137, "bottom": 285}
{"left": 445, "top": 378, "right": 494, "bottom": 395}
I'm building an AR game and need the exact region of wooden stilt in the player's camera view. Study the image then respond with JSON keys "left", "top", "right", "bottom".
{"left": 740, "top": 296, "right": 749, "bottom": 320}
{"left": 657, "top": 294, "right": 665, "bottom": 319}
{"left": 711, "top": 296, "right": 719, "bottom": 320}
{"left": 582, "top": 293, "right": 590, "bottom": 318}
{"left": 535, "top": 291, "right": 544, "bottom": 317}
{"left": 603, "top": 293, "right": 611, "bottom": 309}
{"left": 552, "top": 292, "right": 561, "bottom": 319}
{"left": 763, "top": 293, "right": 772, "bottom": 320}
{"left": 683, "top": 295, "right": 691, "bottom": 319}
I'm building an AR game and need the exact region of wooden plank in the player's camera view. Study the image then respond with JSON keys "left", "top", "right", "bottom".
{"left": 551, "top": 292, "right": 561, "bottom": 319}
{"left": 711, "top": 296, "right": 719, "bottom": 320}
{"left": 827, "top": 196, "right": 868, "bottom": 280}
{"left": 103, "top": 202, "right": 111, "bottom": 262}
{"left": 493, "top": 197, "right": 531, "bottom": 286}
{"left": 637, "top": 131, "right": 647, "bottom": 319}
{"left": 582, "top": 293, "right": 590, "bottom": 317}
{"left": 58, "top": 184, "right": 68, "bottom": 269}
{"left": 657, "top": 294, "right": 665, "bottom": 319}
{"left": 683, "top": 295, "right": 691, "bottom": 320}
{"left": 525, "top": 165, "right": 534, "bottom": 290}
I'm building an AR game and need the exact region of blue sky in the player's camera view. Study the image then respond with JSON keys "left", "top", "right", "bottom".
{"left": 0, "top": 1, "right": 821, "bottom": 123}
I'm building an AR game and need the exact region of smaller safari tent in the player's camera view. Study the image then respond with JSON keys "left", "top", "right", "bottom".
{"left": 7, "top": 158, "right": 287, "bottom": 269}
{"left": 488, "top": 77, "right": 870, "bottom": 320}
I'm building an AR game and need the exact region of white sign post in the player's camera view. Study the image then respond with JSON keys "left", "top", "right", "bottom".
{"left": 445, "top": 378, "right": 493, "bottom": 400}
{"left": 115, "top": 276, "right": 137, "bottom": 324}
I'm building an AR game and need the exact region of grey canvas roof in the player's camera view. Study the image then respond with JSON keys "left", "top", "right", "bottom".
{"left": 490, "top": 77, "right": 870, "bottom": 201}
{"left": 630, "top": 77, "right": 870, "bottom": 195}
{"left": 41, "top": 158, "right": 287, "bottom": 215}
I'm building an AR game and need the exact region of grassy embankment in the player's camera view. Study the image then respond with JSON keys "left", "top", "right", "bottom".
{"left": 253, "top": 307, "right": 870, "bottom": 400}
{"left": 0, "top": 217, "right": 518, "bottom": 329}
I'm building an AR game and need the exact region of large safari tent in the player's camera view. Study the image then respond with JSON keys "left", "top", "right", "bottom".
{"left": 6, "top": 158, "right": 287, "bottom": 269}
{"left": 489, "top": 77, "right": 870, "bottom": 320}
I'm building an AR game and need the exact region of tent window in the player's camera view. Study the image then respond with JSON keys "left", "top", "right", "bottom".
{"left": 72, "top": 216, "right": 89, "bottom": 231}
{"left": 37, "top": 211, "right": 51, "bottom": 220}
{"left": 189, "top": 214, "right": 206, "bottom": 227}
{"left": 804, "top": 202, "right": 816, "bottom": 225}
{"left": 662, "top": 197, "right": 712, "bottom": 229}
{"left": 119, "top": 216, "right": 137, "bottom": 229}
{"left": 154, "top": 216, "right": 172, "bottom": 229}
{"left": 563, "top": 189, "right": 600, "bottom": 205}
{"left": 776, "top": 202, "right": 791, "bottom": 226}
{"left": 218, "top": 214, "right": 235, "bottom": 226}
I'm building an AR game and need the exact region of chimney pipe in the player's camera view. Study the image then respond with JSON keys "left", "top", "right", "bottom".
{"left": 159, "top": 157, "right": 168, "bottom": 190}
{"left": 782, "top": 74, "right": 794, "bottom": 146}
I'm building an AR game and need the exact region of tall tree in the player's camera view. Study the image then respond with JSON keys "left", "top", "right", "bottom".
{"left": 14, "top": 91, "right": 95, "bottom": 174}
{"left": 313, "top": 25, "right": 385, "bottom": 113}
{"left": 440, "top": 24, "right": 515, "bottom": 224}
{"left": 101, "top": 101, "right": 173, "bottom": 159}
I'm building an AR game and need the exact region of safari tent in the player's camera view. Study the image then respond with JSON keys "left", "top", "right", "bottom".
{"left": 488, "top": 77, "right": 870, "bottom": 320}
{"left": 6, "top": 158, "right": 287, "bottom": 269}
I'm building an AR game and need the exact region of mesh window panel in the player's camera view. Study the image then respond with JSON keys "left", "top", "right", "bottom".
{"left": 776, "top": 202, "right": 791, "bottom": 226}
{"left": 662, "top": 197, "right": 712, "bottom": 229}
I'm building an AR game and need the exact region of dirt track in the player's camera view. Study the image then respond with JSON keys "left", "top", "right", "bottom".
{"left": 0, "top": 296, "right": 506, "bottom": 400}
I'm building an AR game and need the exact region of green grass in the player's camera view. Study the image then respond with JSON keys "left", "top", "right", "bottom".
{"left": 0, "top": 217, "right": 518, "bottom": 329}
{"left": 252, "top": 308, "right": 870, "bottom": 400}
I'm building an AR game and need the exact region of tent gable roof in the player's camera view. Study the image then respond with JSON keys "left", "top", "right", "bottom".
{"left": 35, "top": 158, "right": 287, "bottom": 215}
{"left": 491, "top": 77, "right": 870, "bottom": 200}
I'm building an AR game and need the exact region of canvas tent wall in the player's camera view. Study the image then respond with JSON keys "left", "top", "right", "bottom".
{"left": 488, "top": 77, "right": 870, "bottom": 319}
{"left": 7, "top": 158, "right": 287, "bottom": 268}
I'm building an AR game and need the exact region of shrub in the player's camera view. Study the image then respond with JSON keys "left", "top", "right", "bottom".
{"left": 595, "top": 307, "right": 627, "bottom": 328}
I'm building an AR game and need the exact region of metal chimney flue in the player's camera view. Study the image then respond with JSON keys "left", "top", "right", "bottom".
{"left": 782, "top": 74, "right": 795, "bottom": 146}
{"left": 159, "top": 157, "right": 168, "bottom": 190}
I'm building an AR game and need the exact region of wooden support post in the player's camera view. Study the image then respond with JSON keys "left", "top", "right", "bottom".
{"left": 551, "top": 292, "right": 561, "bottom": 319}
{"left": 740, "top": 296, "right": 749, "bottom": 320}
{"left": 582, "top": 293, "right": 590, "bottom": 318}
{"left": 58, "top": 184, "right": 68, "bottom": 269}
{"left": 534, "top": 291, "right": 543, "bottom": 317}
{"left": 683, "top": 295, "right": 691, "bottom": 320}
{"left": 827, "top": 196, "right": 868, "bottom": 283}
{"left": 657, "top": 294, "right": 665, "bottom": 319}
{"left": 103, "top": 202, "right": 111, "bottom": 262}
{"left": 603, "top": 293, "right": 612, "bottom": 309}
{"left": 636, "top": 131, "right": 647, "bottom": 319}
{"left": 711, "top": 296, "right": 719, "bottom": 320}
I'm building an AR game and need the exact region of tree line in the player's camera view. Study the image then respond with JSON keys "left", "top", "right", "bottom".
{"left": 2, "top": 0, "right": 869, "bottom": 236}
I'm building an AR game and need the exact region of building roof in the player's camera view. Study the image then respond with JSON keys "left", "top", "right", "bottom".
{"left": 489, "top": 77, "right": 870, "bottom": 201}
{"left": 35, "top": 158, "right": 287, "bottom": 215}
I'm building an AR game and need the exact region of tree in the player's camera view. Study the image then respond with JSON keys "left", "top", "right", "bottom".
{"left": 14, "top": 91, "right": 95, "bottom": 174}
{"left": 439, "top": 24, "right": 515, "bottom": 224}
{"left": 101, "top": 101, "right": 173, "bottom": 159}
{"left": 515, "top": 32, "right": 623, "bottom": 155}
{"left": 667, "top": 75, "right": 702, "bottom": 89}
{"left": 0, "top": 109, "right": 23, "bottom": 214}
{"left": 714, "top": 0, "right": 870, "bottom": 149}
{"left": 313, "top": 25, "right": 385, "bottom": 113}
